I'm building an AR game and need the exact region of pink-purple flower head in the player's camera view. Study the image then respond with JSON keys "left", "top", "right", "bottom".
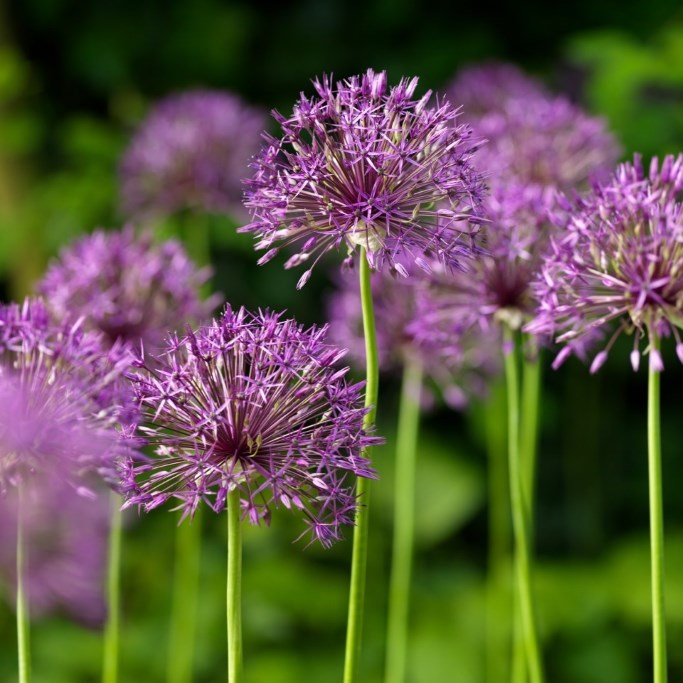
{"left": 38, "top": 226, "right": 218, "bottom": 352}
{"left": 120, "top": 89, "right": 267, "bottom": 219}
{"left": 242, "top": 69, "right": 486, "bottom": 288}
{"left": 124, "top": 305, "right": 381, "bottom": 547}
{"left": 446, "top": 62, "right": 551, "bottom": 122}
{"left": 326, "top": 261, "right": 500, "bottom": 408}
{"left": 526, "top": 154, "right": 683, "bottom": 372}
{"left": 0, "top": 298, "right": 136, "bottom": 493}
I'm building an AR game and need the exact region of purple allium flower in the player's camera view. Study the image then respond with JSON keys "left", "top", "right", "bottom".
{"left": 0, "top": 298, "right": 136, "bottom": 492}
{"left": 326, "top": 262, "right": 500, "bottom": 407}
{"left": 0, "top": 477, "right": 109, "bottom": 627}
{"left": 120, "top": 90, "right": 267, "bottom": 219}
{"left": 38, "top": 226, "right": 218, "bottom": 352}
{"left": 526, "top": 154, "right": 683, "bottom": 372}
{"left": 242, "top": 69, "right": 486, "bottom": 288}
{"left": 446, "top": 62, "right": 550, "bottom": 121}
{"left": 123, "top": 305, "right": 381, "bottom": 546}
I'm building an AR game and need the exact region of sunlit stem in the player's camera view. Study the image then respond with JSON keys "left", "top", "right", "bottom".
{"left": 343, "top": 248, "right": 380, "bottom": 683}
{"left": 647, "top": 333, "right": 667, "bottom": 683}
{"left": 384, "top": 358, "right": 423, "bottom": 683}
{"left": 16, "top": 484, "right": 30, "bottom": 683}
{"left": 102, "top": 494, "right": 123, "bottom": 683}
{"left": 227, "top": 488, "right": 243, "bottom": 683}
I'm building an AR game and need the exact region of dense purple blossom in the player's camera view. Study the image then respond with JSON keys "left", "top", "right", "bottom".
{"left": 446, "top": 62, "right": 550, "bottom": 121}
{"left": 123, "top": 305, "right": 381, "bottom": 546}
{"left": 0, "top": 478, "right": 109, "bottom": 627}
{"left": 526, "top": 154, "right": 683, "bottom": 372}
{"left": 242, "top": 69, "right": 485, "bottom": 288}
{"left": 38, "top": 226, "right": 218, "bottom": 351}
{"left": 326, "top": 262, "right": 500, "bottom": 407}
{"left": 120, "top": 90, "right": 266, "bottom": 218}
{"left": 0, "top": 298, "right": 136, "bottom": 492}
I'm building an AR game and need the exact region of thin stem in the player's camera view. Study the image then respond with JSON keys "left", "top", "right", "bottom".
{"left": 520, "top": 346, "right": 542, "bottom": 518}
{"left": 503, "top": 328, "right": 544, "bottom": 683}
{"left": 227, "top": 489, "right": 242, "bottom": 683}
{"left": 483, "top": 379, "right": 511, "bottom": 683}
{"left": 344, "top": 248, "right": 380, "bottom": 683}
{"left": 384, "top": 358, "right": 423, "bottom": 683}
{"left": 648, "top": 334, "right": 667, "bottom": 683}
{"left": 167, "top": 510, "right": 202, "bottom": 683}
{"left": 16, "top": 485, "right": 30, "bottom": 683}
{"left": 102, "top": 494, "right": 123, "bottom": 683}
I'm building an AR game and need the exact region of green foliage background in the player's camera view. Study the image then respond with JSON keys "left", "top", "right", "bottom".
{"left": 2, "top": 1, "right": 683, "bottom": 681}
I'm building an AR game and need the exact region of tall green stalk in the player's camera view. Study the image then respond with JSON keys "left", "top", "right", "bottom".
{"left": 16, "top": 485, "right": 30, "bottom": 683}
{"left": 384, "top": 358, "right": 423, "bottom": 683}
{"left": 227, "top": 489, "right": 243, "bottom": 683}
{"left": 503, "top": 328, "right": 544, "bottom": 683}
{"left": 102, "top": 495, "right": 123, "bottom": 683}
{"left": 343, "top": 248, "right": 380, "bottom": 683}
{"left": 483, "top": 379, "right": 511, "bottom": 683}
{"left": 167, "top": 511, "right": 202, "bottom": 683}
{"left": 647, "top": 334, "right": 667, "bottom": 683}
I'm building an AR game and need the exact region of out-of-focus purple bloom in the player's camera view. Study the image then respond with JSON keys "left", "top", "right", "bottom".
{"left": 242, "top": 69, "right": 486, "bottom": 288}
{"left": 0, "top": 298, "right": 136, "bottom": 492}
{"left": 38, "top": 226, "right": 218, "bottom": 352}
{"left": 326, "top": 261, "right": 500, "bottom": 408}
{"left": 446, "top": 62, "right": 550, "bottom": 121}
{"left": 0, "top": 478, "right": 109, "bottom": 627}
{"left": 526, "top": 154, "right": 683, "bottom": 372}
{"left": 123, "top": 305, "right": 381, "bottom": 547}
{"left": 120, "top": 90, "right": 266, "bottom": 219}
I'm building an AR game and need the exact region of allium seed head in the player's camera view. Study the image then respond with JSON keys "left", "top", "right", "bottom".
{"left": 242, "top": 69, "right": 486, "bottom": 287}
{"left": 526, "top": 153, "right": 683, "bottom": 371}
{"left": 124, "top": 305, "right": 380, "bottom": 546}
{"left": 38, "top": 226, "right": 218, "bottom": 351}
{"left": 120, "top": 90, "right": 267, "bottom": 219}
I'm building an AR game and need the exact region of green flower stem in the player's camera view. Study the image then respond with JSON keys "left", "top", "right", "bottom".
{"left": 227, "top": 488, "right": 243, "bottom": 683}
{"left": 167, "top": 510, "right": 202, "bottom": 683}
{"left": 343, "top": 248, "right": 379, "bottom": 683}
{"left": 384, "top": 358, "right": 423, "bottom": 683}
{"left": 182, "top": 213, "right": 212, "bottom": 297}
{"left": 16, "top": 485, "right": 30, "bottom": 683}
{"left": 503, "top": 327, "right": 544, "bottom": 683}
{"left": 648, "top": 334, "right": 668, "bottom": 683}
{"left": 520, "top": 346, "right": 541, "bottom": 517}
{"left": 102, "top": 494, "right": 123, "bottom": 683}
{"left": 483, "top": 379, "right": 511, "bottom": 683}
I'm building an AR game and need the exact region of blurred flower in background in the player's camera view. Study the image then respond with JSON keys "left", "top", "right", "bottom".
{"left": 119, "top": 90, "right": 266, "bottom": 220}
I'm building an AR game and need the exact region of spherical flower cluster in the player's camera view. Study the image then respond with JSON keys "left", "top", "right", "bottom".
{"left": 0, "top": 478, "right": 109, "bottom": 626}
{"left": 526, "top": 154, "right": 683, "bottom": 372}
{"left": 0, "top": 298, "right": 135, "bottom": 493}
{"left": 38, "top": 226, "right": 218, "bottom": 351}
{"left": 446, "top": 62, "right": 550, "bottom": 122}
{"left": 242, "top": 69, "right": 486, "bottom": 288}
{"left": 123, "top": 305, "right": 381, "bottom": 547}
{"left": 120, "top": 89, "right": 266, "bottom": 218}
{"left": 326, "top": 261, "right": 500, "bottom": 407}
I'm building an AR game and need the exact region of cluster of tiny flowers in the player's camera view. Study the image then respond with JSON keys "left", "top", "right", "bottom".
{"left": 123, "top": 305, "right": 380, "bottom": 547}
{"left": 242, "top": 69, "right": 486, "bottom": 288}
{"left": 0, "top": 478, "right": 109, "bottom": 626}
{"left": 120, "top": 90, "right": 266, "bottom": 218}
{"left": 0, "top": 298, "right": 136, "bottom": 493}
{"left": 38, "top": 226, "right": 218, "bottom": 351}
{"left": 527, "top": 154, "right": 683, "bottom": 372}
{"left": 327, "top": 261, "right": 500, "bottom": 407}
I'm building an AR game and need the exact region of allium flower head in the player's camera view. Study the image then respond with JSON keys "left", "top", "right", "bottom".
{"left": 526, "top": 154, "right": 683, "bottom": 372}
{"left": 124, "top": 305, "right": 380, "bottom": 546}
{"left": 327, "top": 261, "right": 500, "bottom": 407}
{"left": 242, "top": 69, "right": 486, "bottom": 288}
{"left": 38, "top": 226, "right": 217, "bottom": 351}
{"left": 120, "top": 89, "right": 266, "bottom": 218}
{"left": 0, "top": 298, "right": 136, "bottom": 492}
{"left": 446, "top": 62, "right": 550, "bottom": 121}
